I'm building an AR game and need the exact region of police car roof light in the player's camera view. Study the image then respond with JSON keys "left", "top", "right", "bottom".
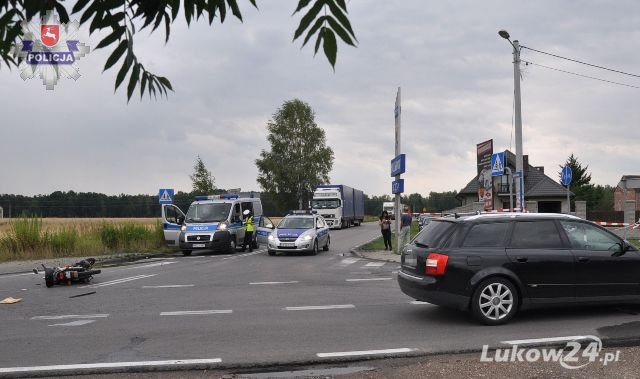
{"left": 193, "top": 194, "right": 240, "bottom": 201}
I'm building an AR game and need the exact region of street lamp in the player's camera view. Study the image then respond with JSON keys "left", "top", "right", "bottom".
{"left": 499, "top": 29, "right": 525, "bottom": 211}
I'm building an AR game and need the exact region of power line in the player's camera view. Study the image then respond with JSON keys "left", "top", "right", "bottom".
{"left": 521, "top": 45, "right": 640, "bottom": 79}
{"left": 521, "top": 60, "right": 640, "bottom": 89}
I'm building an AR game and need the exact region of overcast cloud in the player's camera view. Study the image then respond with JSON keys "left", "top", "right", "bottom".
{"left": 2, "top": 1, "right": 639, "bottom": 199}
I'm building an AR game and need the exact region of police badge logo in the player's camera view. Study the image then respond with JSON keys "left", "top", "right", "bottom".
{"left": 12, "top": 11, "right": 90, "bottom": 90}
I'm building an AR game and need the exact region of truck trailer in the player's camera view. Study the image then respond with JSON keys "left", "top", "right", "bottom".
{"left": 312, "top": 184, "right": 365, "bottom": 229}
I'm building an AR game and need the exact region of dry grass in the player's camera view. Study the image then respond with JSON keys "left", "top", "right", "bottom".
{"left": 0, "top": 217, "right": 161, "bottom": 237}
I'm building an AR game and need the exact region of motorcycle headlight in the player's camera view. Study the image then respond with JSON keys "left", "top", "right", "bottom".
{"left": 218, "top": 222, "right": 228, "bottom": 231}
{"left": 302, "top": 234, "right": 312, "bottom": 242}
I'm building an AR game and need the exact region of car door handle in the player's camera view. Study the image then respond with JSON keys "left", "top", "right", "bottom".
{"left": 578, "top": 257, "right": 590, "bottom": 263}
{"left": 516, "top": 257, "right": 528, "bottom": 263}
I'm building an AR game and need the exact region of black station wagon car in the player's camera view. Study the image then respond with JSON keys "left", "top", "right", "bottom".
{"left": 397, "top": 213, "right": 640, "bottom": 325}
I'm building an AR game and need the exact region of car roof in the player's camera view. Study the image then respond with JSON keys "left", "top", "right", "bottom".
{"left": 440, "top": 212, "right": 582, "bottom": 223}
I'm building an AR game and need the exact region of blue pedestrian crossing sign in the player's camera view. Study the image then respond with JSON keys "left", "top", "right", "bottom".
{"left": 491, "top": 152, "right": 505, "bottom": 177}
{"left": 158, "top": 188, "right": 174, "bottom": 204}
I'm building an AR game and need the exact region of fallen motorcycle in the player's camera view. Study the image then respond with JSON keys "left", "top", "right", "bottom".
{"left": 34, "top": 258, "right": 101, "bottom": 287}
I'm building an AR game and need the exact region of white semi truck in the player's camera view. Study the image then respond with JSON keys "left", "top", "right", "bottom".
{"left": 311, "top": 184, "right": 364, "bottom": 229}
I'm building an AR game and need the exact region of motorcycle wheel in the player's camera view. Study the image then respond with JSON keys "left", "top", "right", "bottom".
{"left": 44, "top": 268, "right": 55, "bottom": 288}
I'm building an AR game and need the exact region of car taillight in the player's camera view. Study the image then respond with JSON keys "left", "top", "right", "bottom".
{"left": 425, "top": 253, "right": 448, "bottom": 276}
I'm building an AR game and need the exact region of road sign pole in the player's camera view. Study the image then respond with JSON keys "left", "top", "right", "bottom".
{"left": 394, "top": 87, "right": 401, "bottom": 254}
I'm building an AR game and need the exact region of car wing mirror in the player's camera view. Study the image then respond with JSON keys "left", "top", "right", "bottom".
{"left": 177, "top": 216, "right": 185, "bottom": 225}
{"left": 611, "top": 242, "right": 627, "bottom": 257}
{"left": 266, "top": 223, "right": 274, "bottom": 229}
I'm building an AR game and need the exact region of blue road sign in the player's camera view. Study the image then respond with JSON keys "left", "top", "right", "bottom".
{"left": 491, "top": 152, "right": 505, "bottom": 177}
{"left": 392, "top": 179, "right": 405, "bottom": 194}
{"left": 561, "top": 165, "right": 573, "bottom": 186}
{"left": 391, "top": 154, "right": 406, "bottom": 177}
{"left": 159, "top": 188, "right": 174, "bottom": 204}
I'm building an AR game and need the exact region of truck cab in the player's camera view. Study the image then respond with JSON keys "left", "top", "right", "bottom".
{"left": 161, "top": 194, "right": 265, "bottom": 255}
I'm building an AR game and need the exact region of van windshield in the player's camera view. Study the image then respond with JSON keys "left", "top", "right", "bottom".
{"left": 186, "top": 203, "right": 232, "bottom": 223}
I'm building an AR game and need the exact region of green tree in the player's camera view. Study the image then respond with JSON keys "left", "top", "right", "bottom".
{"left": 190, "top": 155, "right": 216, "bottom": 194}
{"left": 256, "top": 99, "right": 334, "bottom": 211}
{"left": 0, "top": 1, "right": 357, "bottom": 101}
{"left": 558, "top": 153, "right": 591, "bottom": 188}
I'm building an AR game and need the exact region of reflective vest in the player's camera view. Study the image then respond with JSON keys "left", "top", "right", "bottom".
{"left": 245, "top": 216, "right": 254, "bottom": 232}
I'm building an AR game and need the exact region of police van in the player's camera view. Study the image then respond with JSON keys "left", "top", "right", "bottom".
{"left": 161, "top": 193, "right": 266, "bottom": 256}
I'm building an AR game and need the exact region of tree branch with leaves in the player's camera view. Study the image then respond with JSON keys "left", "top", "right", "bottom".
{"left": 0, "top": 0, "right": 357, "bottom": 101}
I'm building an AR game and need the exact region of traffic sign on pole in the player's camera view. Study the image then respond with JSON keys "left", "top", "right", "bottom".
{"left": 561, "top": 165, "right": 573, "bottom": 186}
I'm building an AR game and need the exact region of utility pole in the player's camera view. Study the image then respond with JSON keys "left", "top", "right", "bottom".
{"left": 500, "top": 30, "right": 525, "bottom": 211}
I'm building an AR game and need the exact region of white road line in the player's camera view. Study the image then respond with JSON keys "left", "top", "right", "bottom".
{"left": 142, "top": 285, "right": 194, "bottom": 288}
{"left": 31, "top": 314, "right": 109, "bottom": 320}
{"left": 223, "top": 250, "right": 264, "bottom": 260}
{"left": 317, "top": 348, "right": 414, "bottom": 358}
{"left": 339, "top": 258, "right": 361, "bottom": 265}
{"left": 364, "top": 262, "right": 385, "bottom": 267}
{"left": 249, "top": 281, "right": 299, "bottom": 285}
{"left": 80, "top": 274, "right": 156, "bottom": 288}
{"left": 410, "top": 301, "right": 433, "bottom": 305}
{"left": 501, "top": 336, "right": 595, "bottom": 345}
{"left": 160, "top": 310, "right": 233, "bottom": 316}
{"left": 284, "top": 304, "right": 355, "bottom": 311}
{"left": 49, "top": 320, "right": 96, "bottom": 327}
{"left": 346, "top": 278, "right": 393, "bottom": 282}
{"left": 118, "top": 261, "right": 176, "bottom": 270}
{"left": 0, "top": 359, "right": 223, "bottom": 374}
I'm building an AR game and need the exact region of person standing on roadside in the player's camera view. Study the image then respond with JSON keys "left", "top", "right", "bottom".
{"left": 379, "top": 211, "right": 392, "bottom": 251}
{"left": 241, "top": 209, "right": 254, "bottom": 252}
{"left": 399, "top": 207, "right": 413, "bottom": 250}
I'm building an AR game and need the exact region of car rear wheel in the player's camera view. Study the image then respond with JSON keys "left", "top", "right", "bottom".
{"left": 471, "top": 277, "right": 518, "bottom": 325}
{"left": 323, "top": 236, "right": 330, "bottom": 251}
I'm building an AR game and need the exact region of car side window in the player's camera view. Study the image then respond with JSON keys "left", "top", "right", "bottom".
{"left": 510, "top": 221, "right": 563, "bottom": 249}
{"left": 559, "top": 220, "right": 620, "bottom": 251}
{"left": 461, "top": 222, "right": 510, "bottom": 247}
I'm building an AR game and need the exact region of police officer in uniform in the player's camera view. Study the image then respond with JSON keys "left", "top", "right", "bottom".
{"left": 242, "top": 209, "right": 254, "bottom": 252}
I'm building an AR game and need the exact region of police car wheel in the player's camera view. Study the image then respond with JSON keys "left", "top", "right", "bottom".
{"left": 311, "top": 240, "right": 318, "bottom": 255}
{"left": 182, "top": 250, "right": 192, "bottom": 256}
{"left": 323, "top": 236, "right": 330, "bottom": 251}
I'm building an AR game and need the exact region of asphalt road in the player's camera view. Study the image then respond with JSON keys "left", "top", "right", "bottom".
{"left": 1, "top": 222, "right": 640, "bottom": 378}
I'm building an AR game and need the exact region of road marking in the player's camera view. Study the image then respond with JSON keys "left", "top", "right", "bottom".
{"left": 250, "top": 281, "right": 299, "bottom": 285}
{"left": 364, "top": 262, "right": 385, "bottom": 267}
{"left": 346, "top": 278, "right": 393, "bottom": 282}
{"left": 501, "top": 336, "right": 594, "bottom": 345}
{"left": 160, "top": 310, "right": 233, "bottom": 316}
{"left": 317, "top": 348, "right": 414, "bottom": 358}
{"left": 119, "top": 261, "right": 176, "bottom": 270}
{"left": 410, "top": 301, "right": 433, "bottom": 305}
{"left": 284, "top": 304, "right": 355, "bottom": 311}
{"left": 339, "top": 258, "right": 361, "bottom": 266}
{"left": 49, "top": 320, "right": 96, "bottom": 327}
{"left": 0, "top": 359, "right": 223, "bottom": 374}
{"left": 223, "top": 250, "right": 264, "bottom": 260}
{"left": 31, "top": 314, "right": 109, "bottom": 320}
{"left": 142, "top": 285, "right": 194, "bottom": 288}
{"left": 80, "top": 274, "right": 156, "bottom": 288}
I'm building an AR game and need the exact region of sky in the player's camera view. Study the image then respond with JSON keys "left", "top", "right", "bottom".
{"left": 2, "top": 1, "right": 640, "bottom": 199}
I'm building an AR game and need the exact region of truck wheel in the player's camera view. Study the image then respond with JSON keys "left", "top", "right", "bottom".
{"left": 182, "top": 250, "right": 192, "bottom": 256}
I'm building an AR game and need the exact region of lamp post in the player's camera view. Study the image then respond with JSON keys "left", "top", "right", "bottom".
{"left": 499, "top": 30, "right": 525, "bottom": 211}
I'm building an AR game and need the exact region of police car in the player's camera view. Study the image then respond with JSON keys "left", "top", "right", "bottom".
{"left": 267, "top": 210, "right": 330, "bottom": 256}
{"left": 161, "top": 193, "right": 270, "bottom": 255}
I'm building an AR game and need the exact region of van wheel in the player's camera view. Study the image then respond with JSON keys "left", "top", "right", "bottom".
{"left": 182, "top": 250, "right": 192, "bottom": 256}
{"left": 471, "top": 277, "right": 518, "bottom": 325}
{"left": 228, "top": 238, "right": 237, "bottom": 254}
{"left": 323, "top": 236, "right": 330, "bottom": 251}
